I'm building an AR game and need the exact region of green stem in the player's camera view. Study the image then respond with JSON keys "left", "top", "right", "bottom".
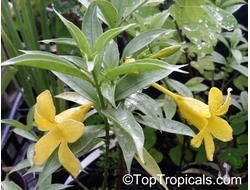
{"left": 92, "top": 71, "right": 110, "bottom": 190}
{"left": 71, "top": 175, "right": 89, "bottom": 190}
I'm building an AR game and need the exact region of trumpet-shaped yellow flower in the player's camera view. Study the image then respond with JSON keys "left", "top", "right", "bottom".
{"left": 152, "top": 83, "right": 233, "bottom": 161}
{"left": 33, "top": 90, "right": 94, "bottom": 177}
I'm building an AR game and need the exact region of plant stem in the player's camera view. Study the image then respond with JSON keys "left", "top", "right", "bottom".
{"left": 92, "top": 71, "right": 110, "bottom": 190}
{"left": 71, "top": 175, "right": 89, "bottom": 190}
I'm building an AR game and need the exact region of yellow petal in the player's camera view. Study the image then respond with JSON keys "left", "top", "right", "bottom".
{"left": 203, "top": 130, "right": 215, "bottom": 161}
{"left": 214, "top": 88, "right": 232, "bottom": 115}
{"left": 207, "top": 115, "right": 233, "bottom": 142}
{"left": 199, "top": 107, "right": 211, "bottom": 118}
{"left": 55, "top": 102, "right": 94, "bottom": 123}
{"left": 59, "top": 140, "right": 79, "bottom": 177}
{"left": 34, "top": 90, "right": 57, "bottom": 131}
{"left": 190, "top": 128, "right": 205, "bottom": 148}
{"left": 176, "top": 96, "right": 208, "bottom": 130}
{"left": 33, "top": 128, "right": 63, "bottom": 165}
{"left": 57, "top": 119, "right": 85, "bottom": 143}
{"left": 208, "top": 87, "right": 223, "bottom": 115}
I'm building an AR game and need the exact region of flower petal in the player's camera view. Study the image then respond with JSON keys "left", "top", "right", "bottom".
{"left": 190, "top": 128, "right": 205, "bottom": 148}
{"left": 33, "top": 128, "right": 63, "bottom": 165}
{"left": 208, "top": 87, "right": 223, "bottom": 115}
{"left": 207, "top": 116, "right": 233, "bottom": 142}
{"left": 214, "top": 88, "right": 232, "bottom": 116}
{"left": 59, "top": 140, "right": 79, "bottom": 177}
{"left": 55, "top": 102, "right": 94, "bottom": 123}
{"left": 176, "top": 96, "right": 208, "bottom": 130}
{"left": 34, "top": 90, "right": 57, "bottom": 131}
{"left": 57, "top": 119, "right": 85, "bottom": 143}
{"left": 203, "top": 130, "right": 215, "bottom": 161}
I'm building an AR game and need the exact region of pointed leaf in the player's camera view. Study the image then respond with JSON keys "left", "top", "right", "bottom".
{"left": 1, "top": 66, "right": 17, "bottom": 95}
{"left": 95, "top": 1, "right": 118, "bottom": 28}
{"left": 60, "top": 56, "right": 88, "bottom": 71}
{"left": 113, "top": 0, "right": 128, "bottom": 23}
{"left": 231, "top": 49, "right": 242, "bottom": 65}
{"left": 82, "top": 3, "right": 103, "bottom": 54}
{"left": 163, "top": 94, "right": 177, "bottom": 119}
{"left": 94, "top": 24, "right": 135, "bottom": 53}
{"left": 40, "top": 38, "right": 77, "bottom": 47}
{"left": 53, "top": 72, "right": 98, "bottom": 103}
{"left": 9, "top": 159, "right": 31, "bottom": 175}
{"left": 102, "top": 108, "right": 145, "bottom": 163}
{"left": 2, "top": 53, "right": 93, "bottom": 84}
{"left": 136, "top": 115, "right": 195, "bottom": 137}
{"left": 126, "top": 93, "right": 162, "bottom": 130}
{"left": 1, "top": 181, "right": 22, "bottom": 190}
{"left": 101, "top": 83, "right": 116, "bottom": 107}
{"left": 240, "top": 91, "right": 248, "bottom": 111}
{"left": 122, "top": 29, "right": 174, "bottom": 58}
{"left": 54, "top": 9, "right": 90, "bottom": 56}
{"left": 135, "top": 148, "right": 168, "bottom": 190}
{"left": 201, "top": 5, "right": 237, "bottom": 31}
{"left": 166, "top": 78, "right": 193, "bottom": 97}
{"left": 230, "top": 63, "right": 248, "bottom": 77}
{"left": 13, "top": 128, "right": 37, "bottom": 141}
{"left": 55, "top": 92, "right": 90, "bottom": 105}
{"left": 115, "top": 65, "right": 186, "bottom": 100}
{"left": 1, "top": 119, "right": 26, "bottom": 130}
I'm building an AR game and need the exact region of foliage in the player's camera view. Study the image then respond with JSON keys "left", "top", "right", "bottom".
{"left": 1, "top": 0, "right": 247, "bottom": 189}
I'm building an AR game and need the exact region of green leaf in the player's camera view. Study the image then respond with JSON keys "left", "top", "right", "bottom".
{"left": 1, "top": 119, "right": 26, "bottom": 130}
{"left": 113, "top": 122, "right": 136, "bottom": 173}
{"left": 203, "top": 51, "right": 227, "bottom": 65}
{"left": 201, "top": 5, "right": 237, "bottom": 30}
{"left": 79, "top": 0, "right": 107, "bottom": 24}
{"left": 1, "top": 181, "right": 22, "bottom": 190}
{"left": 126, "top": 93, "right": 162, "bottom": 130}
{"left": 94, "top": 24, "right": 135, "bottom": 53}
{"left": 231, "top": 49, "right": 242, "bottom": 64}
{"left": 238, "top": 182, "right": 248, "bottom": 190}
{"left": 1, "top": 67, "right": 17, "bottom": 95}
{"left": 163, "top": 94, "right": 177, "bottom": 119}
{"left": 13, "top": 128, "right": 37, "bottom": 141}
{"left": 40, "top": 38, "right": 77, "bottom": 47}
{"left": 225, "top": 4, "right": 245, "bottom": 14}
{"left": 230, "top": 115, "right": 247, "bottom": 135}
{"left": 82, "top": 3, "right": 103, "bottom": 54}
{"left": 150, "top": 10, "right": 170, "bottom": 29}
{"left": 35, "top": 149, "right": 61, "bottom": 188}
{"left": 2, "top": 53, "right": 93, "bottom": 84}
{"left": 95, "top": 1, "right": 118, "bottom": 28}
{"left": 136, "top": 115, "right": 195, "bottom": 137}
{"left": 232, "top": 156, "right": 239, "bottom": 164}
{"left": 102, "top": 108, "right": 145, "bottom": 163}
{"left": 233, "top": 75, "right": 248, "bottom": 91}
{"left": 169, "top": 144, "right": 182, "bottom": 166}
{"left": 240, "top": 91, "right": 248, "bottom": 111}
{"left": 186, "top": 77, "right": 204, "bottom": 84}
{"left": 135, "top": 148, "right": 168, "bottom": 190}
{"left": 184, "top": 0, "right": 205, "bottom": 23}
{"left": 103, "top": 40, "right": 119, "bottom": 70}
{"left": 230, "top": 63, "right": 248, "bottom": 77}
{"left": 70, "top": 125, "right": 104, "bottom": 155}
{"left": 101, "top": 60, "right": 165, "bottom": 81}
{"left": 194, "top": 146, "right": 207, "bottom": 164}
{"left": 113, "top": 0, "right": 128, "bottom": 23}
{"left": 186, "top": 83, "right": 209, "bottom": 92}
{"left": 55, "top": 92, "right": 90, "bottom": 105}
{"left": 54, "top": 9, "right": 90, "bottom": 56}
{"left": 60, "top": 56, "right": 88, "bottom": 71}
{"left": 53, "top": 72, "right": 98, "bottom": 103}
{"left": 41, "top": 184, "right": 73, "bottom": 190}
{"left": 122, "top": 29, "right": 173, "bottom": 58}
{"left": 101, "top": 83, "right": 116, "bottom": 107}
{"left": 9, "top": 159, "right": 31, "bottom": 175}
{"left": 220, "top": 0, "right": 246, "bottom": 8}
{"left": 165, "top": 78, "right": 193, "bottom": 97}
{"left": 119, "top": 0, "right": 149, "bottom": 25}
{"left": 115, "top": 65, "right": 186, "bottom": 100}
{"left": 144, "top": 126, "right": 157, "bottom": 150}
{"left": 27, "top": 104, "right": 35, "bottom": 125}
{"left": 148, "top": 148, "right": 163, "bottom": 163}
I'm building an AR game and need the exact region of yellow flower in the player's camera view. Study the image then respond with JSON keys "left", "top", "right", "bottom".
{"left": 33, "top": 90, "right": 94, "bottom": 177}
{"left": 151, "top": 83, "right": 233, "bottom": 161}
